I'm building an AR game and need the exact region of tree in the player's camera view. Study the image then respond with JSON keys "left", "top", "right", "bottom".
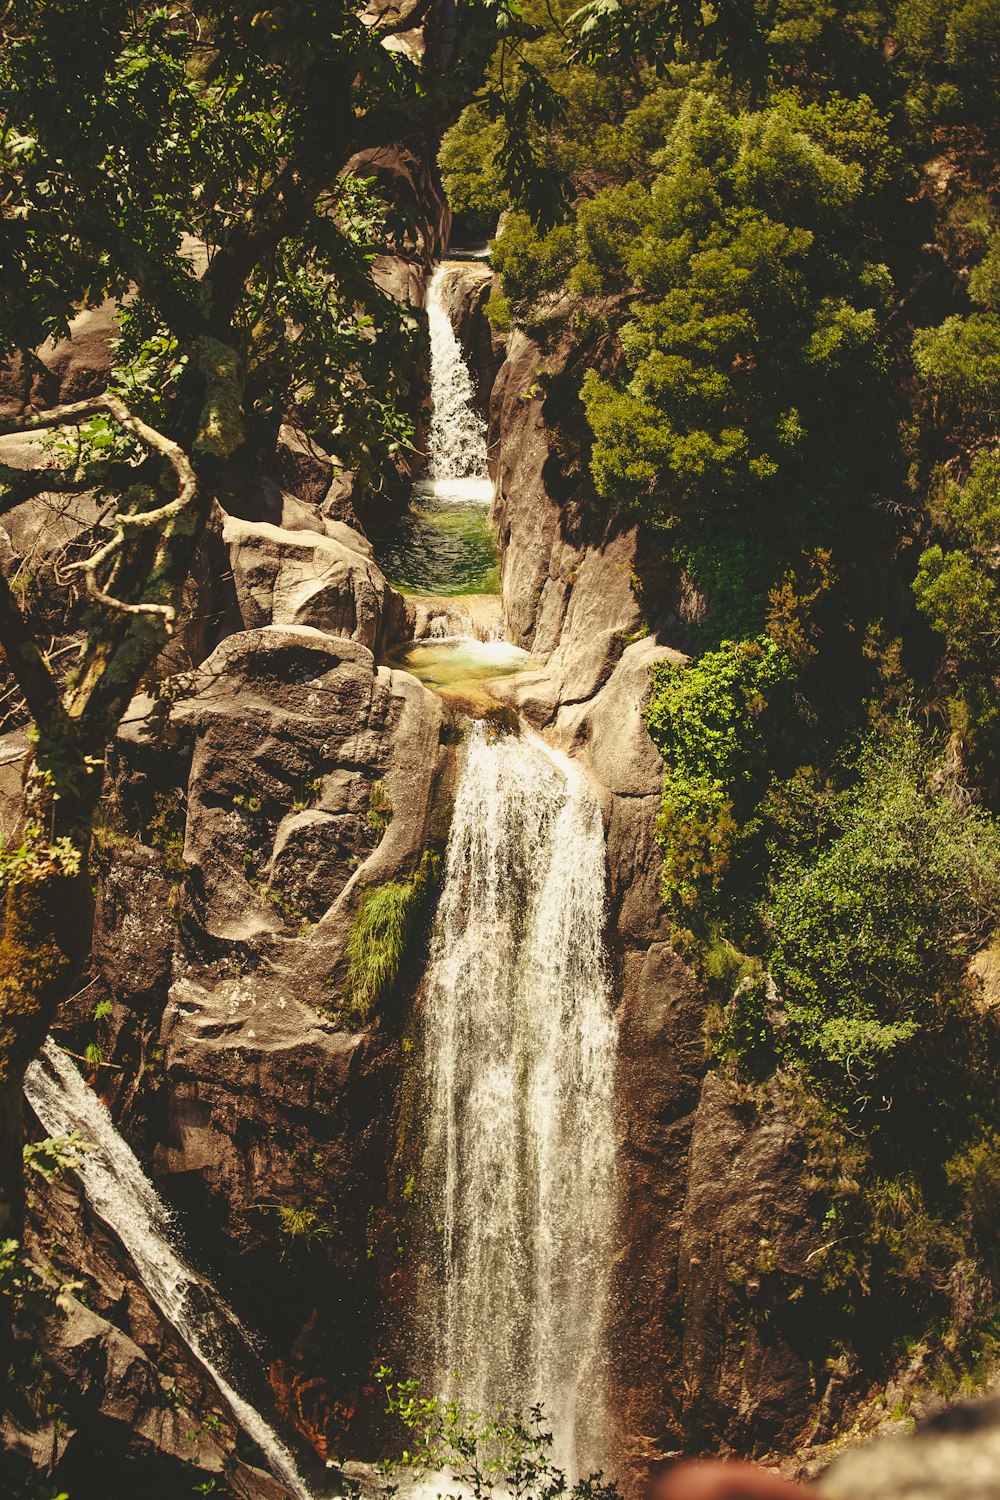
{"left": 0, "top": 0, "right": 513, "bottom": 1256}
{"left": 913, "top": 230, "right": 1000, "bottom": 432}
{"left": 578, "top": 92, "right": 894, "bottom": 543}
{"left": 895, "top": 0, "right": 1000, "bottom": 140}
{"left": 913, "top": 449, "right": 1000, "bottom": 761}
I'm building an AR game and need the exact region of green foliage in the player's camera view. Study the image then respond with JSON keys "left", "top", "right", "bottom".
{"left": 0, "top": 822, "right": 82, "bottom": 891}
{"left": 644, "top": 637, "right": 793, "bottom": 917}
{"left": 914, "top": 316, "right": 1000, "bottom": 423}
{"left": 366, "top": 780, "right": 393, "bottom": 839}
{"left": 272, "top": 1203, "right": 335, "bottom": 1261}
{"left": 377, "top": 1369, "right": 621, "bottom": 1500}
{"left": 342, "top": 851, "right": 439, "bottom": 1026}
{"left": 146, "top": 789, "right": 187, "bottom": 880}
{"left": 947, "top": 1132, "right": 1000, "bottom": 1278}
{"left": 895, "top": 0, "right": 1000, "bottom": 135}
{"left": 487, "top": 213, "right": 578, "bottom": 340}
{"left": 23, "top": 1130, "right": 92, "bottom": 1182}
{"left": 766, "top": 720, "right": 1000, "bottom": 1098}
{"left": 579, "top": 93, "right": 893, "bottom": 542}
{"left": 913, "top": 450, "right": 1000, "bottom": 754}
{"left": 439, "top": 107, "right": 508, "bottom": 238}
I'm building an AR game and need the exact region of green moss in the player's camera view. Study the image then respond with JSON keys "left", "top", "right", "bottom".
{"left": 366, "top": 780, "right": 393, "bottom": 839}
{"left": 341, "top": 850, "right": 439, "bottom": 1026}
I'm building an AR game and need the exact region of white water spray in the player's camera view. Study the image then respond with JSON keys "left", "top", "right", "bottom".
{"left": 24, "top": 1041, "right": 316, "bottom": 1500}
{"left": 423, "top": 264, "right": 491, "bottom": 500}
{"left": 421, "top": 723, "right": 618, "bottom": 1476}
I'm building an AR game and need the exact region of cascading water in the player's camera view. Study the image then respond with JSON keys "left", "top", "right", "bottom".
{"left": 420, "top": 722, "right": 618, "bottom": 1477}
{"left": 24, "top": 1041, "right": 316, "bottom": 1500}
{"left": 424, "top": 264, "right": 490, "bottom": 497}
{"left": 372, "top": 263, "right": 497, "bottom": 596}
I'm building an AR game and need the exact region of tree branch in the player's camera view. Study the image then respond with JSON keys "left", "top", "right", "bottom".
{"left": 0, "top": 571, "right": 72, "bottom": 742}
{"left": 0, "top": 465, "right": 95, "bottom": 519}
{"left": 0, "top": 393, "right": 198, "bottom": 629}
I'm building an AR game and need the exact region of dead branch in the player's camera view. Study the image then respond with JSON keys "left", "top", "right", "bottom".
{"left": 0, "top": 394, "right": 198, "bottom": 629}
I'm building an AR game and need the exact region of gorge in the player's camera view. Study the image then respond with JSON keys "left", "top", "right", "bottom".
{"left": 1, "top": 5, "right": 1000, "bottom": 1498}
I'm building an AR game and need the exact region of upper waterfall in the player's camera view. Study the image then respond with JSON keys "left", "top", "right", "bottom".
{"left": 420, "top": 722, "right": 618, "bottom": 1477}
{"left": 24, "top": 1042, "right": 316, "bottom": 1500}
{"left": 423, "top": 263, "right": 491, "bottom": 501}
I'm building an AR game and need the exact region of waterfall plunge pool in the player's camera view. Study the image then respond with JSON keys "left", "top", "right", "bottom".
{"left": 370, "top": 477, "right": 499, "bottom": 597}
{"left": 396, "top": 635, "right": 530, "bottom": 692}
{"left": 371, "top": 264, "right": 499, "bottom": 597}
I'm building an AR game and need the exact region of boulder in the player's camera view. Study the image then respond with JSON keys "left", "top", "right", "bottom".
{"left": 0, "top": 300, "right": 117, "bottom": 418}
{"left": 223, "top": 514, "right": 408, "bottom": 655}
{"left": 274, "top": 423, "right": 337, "bottom": 509}
{"left": 344, "top": 144, "right": 450, "bottom": 297}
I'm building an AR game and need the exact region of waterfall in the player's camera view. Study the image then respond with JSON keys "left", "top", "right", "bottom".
{"left": 424, "top": 264, "right": 491, "bottom": 500}
{"left": 421, "top": 722, "right": 618, "bottom": 1476}
{"left": 24, "top": 1041, "right": 316, "bottom": 1500}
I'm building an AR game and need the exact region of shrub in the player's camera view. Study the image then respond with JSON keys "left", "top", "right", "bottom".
{"left": 644, "top": 636, "right": 794, "bottom": 918}
{"left": 766, "top": 719, "right": 1000, "bottom": 1098}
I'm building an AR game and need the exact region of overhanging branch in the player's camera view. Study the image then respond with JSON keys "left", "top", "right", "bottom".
{"left": 0, "top": 393, "right": 198, "bottom": 630}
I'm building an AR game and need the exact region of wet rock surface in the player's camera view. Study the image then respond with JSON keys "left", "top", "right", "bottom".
{"left": 1, "top": 1162, "right": 295, "bottom": 1500}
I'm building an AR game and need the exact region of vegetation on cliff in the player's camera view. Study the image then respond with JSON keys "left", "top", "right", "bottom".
{"left": 443, "top": 0, "right": 1000, "bottom": 1412}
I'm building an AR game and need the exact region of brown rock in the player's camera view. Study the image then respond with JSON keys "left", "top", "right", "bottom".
{"left": 0, "top": 300, "right": 117, "bottom": 418}
{"left": 223, "top": 515, "right": 408, "bottom": 655}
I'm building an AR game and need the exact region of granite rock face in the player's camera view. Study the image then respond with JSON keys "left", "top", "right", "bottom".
{"left": 0, "top": 300, "right": 117, "bottom": 418}
{"left": 224, "top": 515, "right": 409, "bottom": 655}
{"left": 490, "top": 330, "right": 642, "bottom": 718}
{"left": 438, "top": 261, "right": 504, "bottom": 413}
{"left": 1, "top": 1163, "right": 296, "bottom": 1500}
{"left": 58, "top": 624, "right": 452, "bottom": 1462}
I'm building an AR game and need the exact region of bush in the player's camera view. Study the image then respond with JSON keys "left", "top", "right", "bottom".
{"left": 766, "top": 720, "right": 1000, "bottom": 1097}
{"left": 913, "top": 449, "right": 1000, "bottom": 758}
{"left": 645, "top": 636, "right": 794, "bottom": 918}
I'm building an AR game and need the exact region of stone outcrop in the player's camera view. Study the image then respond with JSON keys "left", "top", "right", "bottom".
{"left": 489, "top": 330, "right": 645, "bottom": 720}
{"left": 346, "top": 143, "right": 451, "bottom": 305}
{"left": 545, "top": 636, "right": 707, "bottom": 1470}
{"left": 467, "top": 288, "right": 836, "bottom": 1472}
{"left": 60, "top": 622, "right": 452, "bottom": 1462}
{"left": 224, "top": 514, "right": 408, "bottom": 655}
{"left": 0, "top": 300, "right": 117, "bottom": 418}
{"left": 675, "top": 1075, "right": 827, "bottom": 1453}
{"left": 488, "top": 326, "right": 705, "bottom": 723}
{"left": 2, "top": 1162, "right": 295, "bottom": 1500}
{"left": 438, "top": 261, "right": 504, "bottom": 413}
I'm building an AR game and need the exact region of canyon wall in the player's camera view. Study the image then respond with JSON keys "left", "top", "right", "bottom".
{"left": 1, "top": 254, "right": 954, "bottom": 1498}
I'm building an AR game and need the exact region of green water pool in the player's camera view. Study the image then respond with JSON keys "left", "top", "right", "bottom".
{"left": 370, "top": 478, "right": 499, "bottom": 596}
{"left": 398, "top": 637, "right": 531, "bottom": 691}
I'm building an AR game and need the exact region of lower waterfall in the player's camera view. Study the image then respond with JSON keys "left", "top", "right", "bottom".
{"left": 421, "top": 721, "right": 618, "bottom": 1477}
{"left": 24, "top": 1041, "right": 316, "bottom": 1500}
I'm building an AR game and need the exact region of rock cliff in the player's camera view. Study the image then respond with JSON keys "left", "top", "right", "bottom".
{"left": 4, "top": 242, "right": 977, "bottom": 1500}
